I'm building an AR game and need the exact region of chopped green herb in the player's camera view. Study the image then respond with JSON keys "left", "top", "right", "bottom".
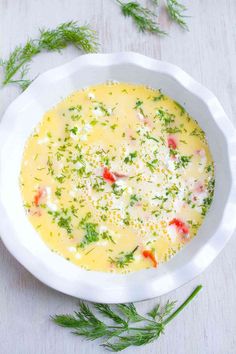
{"left": 110, "top": 124, "right": 118, "bottom": 130}
{"left": 109, "top": 245, "right": 138, "bottom": 268}
{"left": 111, "top": 183, "right": 126, "bottom": 197}
{"left": 130, "top": 194, "right": 140, "bottom": 206}
{"left": 144, "top": 132, "right": 159, "bottom": 143}
{"left": 190, "top": 128, "right": 206, "bottom": 141}
{"left": 58, "top": 216, "right": 72, "bottom": 234}
{"left": 124, "top": 151, "right": 138, "bottom": 164}
{"left": 79, "top": 213, "right": 99, "bottom": 247}
{"left": 101, "top": 230, "right": 116, "bottom": 244}
{"left": 175, "top": 155, "right": 192, "bottom": 169}
{"left": 134, "top": 99, "right": 143, "bottom": 109}
{"left": 55, "top": 187, "right": 62, "bottom": 198}
{"left": 123, "top": 211, "right": 131, "bottom": 225}
{"left": 157, "top": 109, "right": 175, "bottom": 125}
{"left": 174, "top": 101, "right": 185, "bottom": 115}
{"left": 153, "top": 92, "right": 164, "bottom": 101}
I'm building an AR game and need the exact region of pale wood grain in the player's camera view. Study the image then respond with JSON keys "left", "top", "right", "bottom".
{"left": 0, "top": 1, "right": 236, "bottom": 353}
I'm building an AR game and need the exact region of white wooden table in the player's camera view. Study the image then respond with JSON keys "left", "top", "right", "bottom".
{"left": 0, "top": 1, "right": 236, "bottom": 353}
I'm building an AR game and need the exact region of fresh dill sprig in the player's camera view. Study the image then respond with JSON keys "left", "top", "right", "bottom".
{"left": 52, "top": 285, "right": 202, "bottom": 351}
{"left": 166, "top": 0, "right": 189, "bottom": 30}
{"left": 109, "top": 245, "right": 139, "bottom": 268}
{"left": 116, "top": 0, "right": 166, "bottom": 35}
{"left": 0, "top": 21, "right": 99, "bottom": 90}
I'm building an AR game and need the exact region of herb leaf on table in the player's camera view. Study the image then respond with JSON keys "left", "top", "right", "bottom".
{"left": 0, "top": 21, "right": 99, "bottom": 90}
{"left": 52, "top": 285, "right": 202, "bottom": 352}
{"left": 166, "top": 0, "right": 189, "bottom": 30}
{"left": 116, "top": 0, "right": 166, "bottom": 35}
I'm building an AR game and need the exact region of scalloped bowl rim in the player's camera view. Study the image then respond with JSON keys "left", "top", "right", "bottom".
{"left": 0, "top": 52, "right": 236, "bottom": 303}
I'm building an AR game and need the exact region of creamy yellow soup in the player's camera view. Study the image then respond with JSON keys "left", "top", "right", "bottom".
{"left": 20, "top": 82, "right": 214, "bottom": 273}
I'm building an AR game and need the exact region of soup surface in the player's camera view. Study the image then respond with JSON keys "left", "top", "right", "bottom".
{"left": 20, "top": 82, "right": 215, "bottom": 273}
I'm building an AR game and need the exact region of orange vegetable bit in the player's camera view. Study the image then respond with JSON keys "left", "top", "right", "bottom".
{"left": 142, "top": 250, "right": 158, "bottom": 268}
{"left": 33, "top": 188, "right": 44, "bottom": 207}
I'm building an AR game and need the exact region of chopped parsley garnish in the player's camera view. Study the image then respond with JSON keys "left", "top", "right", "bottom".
{"left": 146, "top": 161, "right": 157, "bottom": 172}
{"left": 111, "top": 183, "right": 126, "bottom": 197}
{"left": 55, "top": 175, "right": 66, "bottom": 183}
{"left": 165, "top": 126, "right": 182, "bottom": 134}
{"left": 58, "top": 216, "right": 72, "bottom": 234}
{"left": 101, "top": 230, "right": 116, "bottom": 244}
{"left": 90, "top": 119, "right": 98, "bottom": 126}
{"left": 123, "top": 212, "right": 131, "bottom": 226}
{"left": 165, "top": 184, "right": 179, "bottom": 198}
{"left": 134, "top": 99, "right": 146, "bottom": 117}
{"left": 190, "top": 128, "right": 206, "bottom": 141}
{"left": 153, "top": 91, "right": 164, "bottom": 101}
{"left": 109, "top": 246, "right": 138, "bottom": 268}
{"left": 144, "top": 132, "right": 159, "bottom": 143}
{"left": 70, "top": 126, "right": 78, "bottom": 135}
{"left": 174, "top": 101, "right": 185, "bottom": 115}
{"left": 79, "top": 213, "right": 99, "bottom": 247}
{"left": 69, "top": 105, "right": 82, "bottom": 112}
{"left": 124, "top": 151, "right": 138, "bottom": 164}
{"left": 94, "top": 102, "right": 111, "bottom": 116}
{"left": 175, "top": 155, "right": 192, "bottom": 169}
{"left": 169, "top": 149, "right": 178, "bottom": 158}
{"left": 110, "top": 124, "right": 118, "bottom": 130}
{"left": 130, "top": 194, "right": 140, "bottom": 206}
{"left": 92, "top": 177, "right": 106, "bottom": 192}
{"left": 156, "top": 109, "right": 175, "bottom": 125}
{"left": 48, "top": 210, "right": 72, "bottom": 235}
{"left": 134, "top": 100, "right": 143, "bottom": 109}
{"left": 55, "top": 187, "right": 62, "bottom": 198}
{"left": 201, "top": 177, "right": 215, "bottom": 216}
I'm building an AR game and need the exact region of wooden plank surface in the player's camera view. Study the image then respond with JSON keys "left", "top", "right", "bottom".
{"left": 0, "top": 1, "right": 236, "bottom": 353}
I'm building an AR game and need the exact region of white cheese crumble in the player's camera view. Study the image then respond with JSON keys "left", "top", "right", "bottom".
{"left": 88, "top": 92, "right": 95, "bottom": 99}
{"left": 37, "top": 137, "right": 49, "bottom": 144}
{"left": 68, "top": 246, "right": 76, "bottom": 253}
{"left": 99, "top": 225, "right": 108, "bottom": 233}
{"left": 75, "top": 253, "right": 81, "bottom": 259}
{"left": 46, "top": 201, "right": 57, "bottom": 212}
{"left": 93, "top": 107, "right": 103, "bottom": 116}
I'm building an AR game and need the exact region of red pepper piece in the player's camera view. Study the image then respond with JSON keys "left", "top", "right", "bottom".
{"left": 142, "top": 250, "right": 158, "bottom": 268}
{"left": 168, "top": 136, "right": 177, "bottom": 149}
{"left": 169, "top": 218, "right": 189, "bottom": 235}
{"left": 102, "top": 167, "right": 116, "bottom": 183}
{"left": 34, "top": 189, "right": 43, "bottom": 207}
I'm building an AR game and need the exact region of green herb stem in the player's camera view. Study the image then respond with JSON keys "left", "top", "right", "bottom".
{"left": 163, "top": 285, "right": 203, "bottom": 325}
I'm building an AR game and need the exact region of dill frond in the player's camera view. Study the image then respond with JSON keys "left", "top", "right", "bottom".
{"left": 52, "top": 285, "right": 202, "bottom": 351}
{"left": 116, "top": 0, "right": 166, "bottom": 35}
{"left": 1, "top": 21, "right": 99, "bottom": 90}
{"left": 166, "top": 0, "right": 189, "bottom": 30}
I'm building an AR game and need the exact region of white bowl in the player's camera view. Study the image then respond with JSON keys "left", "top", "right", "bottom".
{"left": 1, "top": 52, "right": 236, "bottom": 303}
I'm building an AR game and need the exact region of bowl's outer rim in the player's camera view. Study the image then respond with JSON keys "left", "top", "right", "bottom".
{"left": 0, "top": 51, "right": 236, "bottom": 303}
